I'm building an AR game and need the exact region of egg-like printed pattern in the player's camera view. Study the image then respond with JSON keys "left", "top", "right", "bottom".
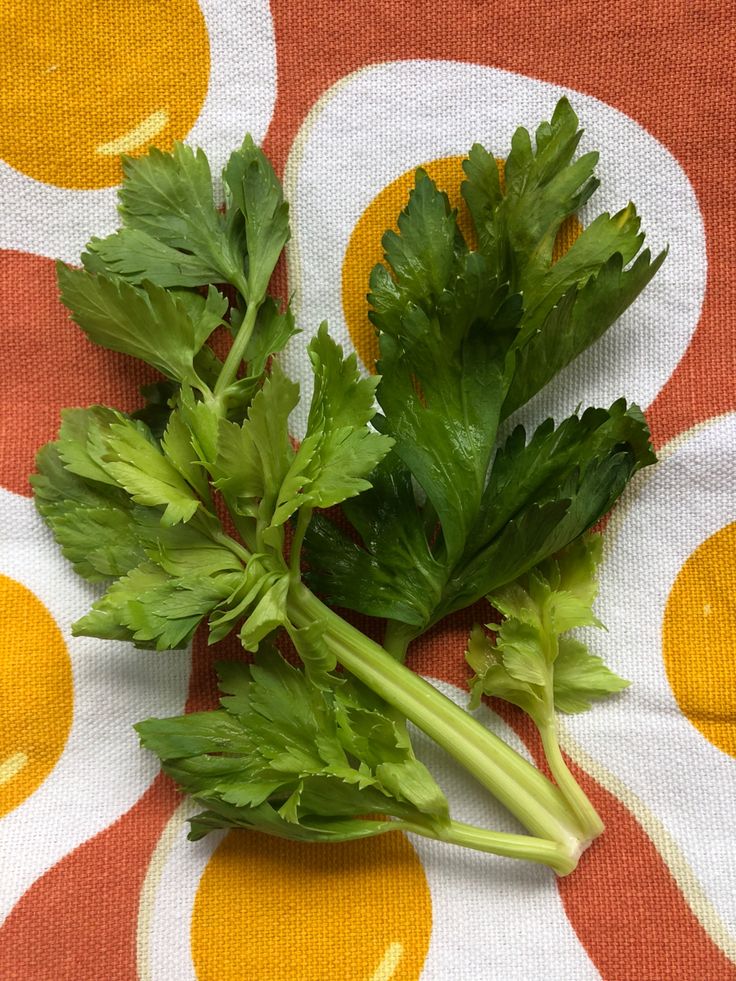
{"left": 563, "top": 412, "right": 736, "bottom": 953}
{"left": 663, "top": 520, "right": 736, "bottom": 760}
{"left": 0, "top": 573, "right": 73, "bottom": 818}
{"left": 0, "top": 0, "right": 210, "bottom": 190}
{"left": 0, "top": 0, "right": 277, "bottom": 263}
{"left": 0, "top": 488, "right": 191, "bottom": 923}
{"left": 282, "top": 60, "right": 704, "bottom": 436}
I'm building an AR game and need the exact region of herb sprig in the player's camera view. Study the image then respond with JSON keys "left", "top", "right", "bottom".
{"left": 32, "top": 98, "right": 663, "bottom": 875}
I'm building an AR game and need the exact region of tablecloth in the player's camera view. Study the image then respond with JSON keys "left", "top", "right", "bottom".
{"left": 0, "top": 2, "right": 734, "bottom": 979}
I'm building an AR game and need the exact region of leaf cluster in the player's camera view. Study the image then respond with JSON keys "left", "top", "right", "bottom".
{"left": 136, "top": 649, "right": 448, "bottom": 842}
{"left": 31, "top": 103, "right": 662, "bottom": 857}
{"left": 466, "top": 534, "right": 629, "bottom": 720}
{"left": 32, "top": 406, "right": 246, "bottom": 650}
{"left": 306, "top": 98, "right": 662, "bottom": 639}
{"left": 35, "top": 140, "right": 392, "bottom": 653}
{"left": 214, "top": 325, "right": 393, "bottom": 552}
{"left": 33, "top": 329, "right": 393, "bottom": 652}
{"left": 60, "top": 135, "right": 296, "bottom": 418}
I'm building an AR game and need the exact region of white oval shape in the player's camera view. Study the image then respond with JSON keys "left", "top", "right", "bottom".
{"left": 564, "top": 412, "right": 736, "bottom": 944}
{"left": 0, "top": 489, "right": 191, "bottom": 923}
{"left": 0, "top": 0, "right": 277, "bottom": 264}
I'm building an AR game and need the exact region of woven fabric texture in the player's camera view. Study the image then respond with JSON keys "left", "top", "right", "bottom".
{"left": 0, "top": 2, "right": 734, "bottom": 979}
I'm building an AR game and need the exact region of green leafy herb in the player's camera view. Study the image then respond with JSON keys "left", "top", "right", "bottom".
{"left": 467, "top": 534, "right": 629, "bottom": 717}
{"left": 137, "top": 650, "right": 449, "bottom": 837}
{"left": 33, "top": 99, "right": 662, "bottom": 876}
{"left": 306, "top": 99, "right": 661, "bottom": 647}
{"left": 466, "top": 534, "right": 628, "bottom": 834}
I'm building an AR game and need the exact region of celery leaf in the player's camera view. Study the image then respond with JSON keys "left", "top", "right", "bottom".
{"left": 57, "top": 265, "right": 226, "bottom": 388}
{"left": 272, "top": 326, "right": 394, "bottom": 524}
{"left": 222, "top": 134, "right": 290, "bottom": 302}
{"left": 467, "top": 535, "right": 629, "bottom": 719}
{"left": 83, "top": 143, "right": 242, "bottom": 289}
{"left": 136, "top": 650, "right": 449, "bottom": 840}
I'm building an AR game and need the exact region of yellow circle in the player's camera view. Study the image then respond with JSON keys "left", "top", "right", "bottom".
{"left": 342, "top": 156, "right": 581, "bottom": 373}
{"left": 191, "top": 829, "right": 432, "bottom": 981}
{"left": 0, "top": 0, "right": 210, "bottom": 189}
{"left": 662, "top": 521, "right": 736, "bottom": 758}
{"left": 0, "top": 574, "right": 74, "bottom": 817}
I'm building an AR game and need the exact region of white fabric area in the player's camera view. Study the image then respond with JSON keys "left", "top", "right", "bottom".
{"left": 565, "top": 413, "right": 736, "bottom": 942}
{"left": 0, "top": 490, "right": 191, "bottom": 923}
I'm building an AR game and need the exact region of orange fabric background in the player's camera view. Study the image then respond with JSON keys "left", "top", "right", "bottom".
{"left": 0, "top": 3, "right": 734, "bottom": 979}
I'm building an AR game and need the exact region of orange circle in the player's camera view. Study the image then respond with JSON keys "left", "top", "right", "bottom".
{"left": 662, "top": 521, "right": 736, "bottom": 758}
{"left": 0, "top": 0, "right": 210, "bottom": 189}
{"left": 342, "top": 155, "right": 581, "bottom": 373}
{"left": 191, "top": 829, "right": 432, "bottom": 981}
{"left": 0, "top": 574, "right": 73, "bottom": 816}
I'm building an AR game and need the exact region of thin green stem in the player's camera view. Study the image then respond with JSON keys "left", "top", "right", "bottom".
{"left": 288, "top": 583, "right": 581, "bottom": 848}
{"left": 289, "top": 507, "right": 312, "bottom": 580}
{"left": 215, "top": 289, "right": 261, "bottom": 397}
{"left": 538, "top": 717, "right": 604, "bottom": 840}
{"left": 396, "top": 818, "right": 581, "bottom": 875}
{"left": 214, "top": 530, "right": 251, "bottom": 566}
{"left": 229, "top": 271, "right": 251, "bottom": 309}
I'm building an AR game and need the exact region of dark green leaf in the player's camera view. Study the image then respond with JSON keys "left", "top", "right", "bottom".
{"left": 223, "top": 134, "right": 290, "bottom": 302}
{"left": 371, "top": 169, "right": 522, "bottom": 562}
{"left": 476, "top": 400, "right": 655, "bottom": 546}
{"left": 497, "top": 98, "right": 599, "bottom": 291}
{"left": 502, "top": 248, "right": 667, "bottom": 417}
{"left": 304, "top": 454, "right": 444, "bottom": 628}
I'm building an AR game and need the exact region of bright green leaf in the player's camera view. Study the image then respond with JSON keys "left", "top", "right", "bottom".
{"left": 57, "top": 264, "right": 226, "bottom": 387}
{"left": 553, "top": 637, "right": 630, "bottom": 713}
{"left": 136, "top": 648, "right": 449, "bottom": 840}
{"left": 95, "top": 416, "right": 202, "bottom": 525}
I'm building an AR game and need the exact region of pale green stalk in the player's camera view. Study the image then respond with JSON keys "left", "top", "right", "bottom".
{"left": 395, "top": 818, "right": 581, "bottom": 875}
{"left": 538, "top": 713, "right": 604, "bottom": 840}
{"left": 214, "top": 271, "right": 261, "bottom": 397}
{"left": 288, "top": 583, "right": 584, "bottom": 850}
